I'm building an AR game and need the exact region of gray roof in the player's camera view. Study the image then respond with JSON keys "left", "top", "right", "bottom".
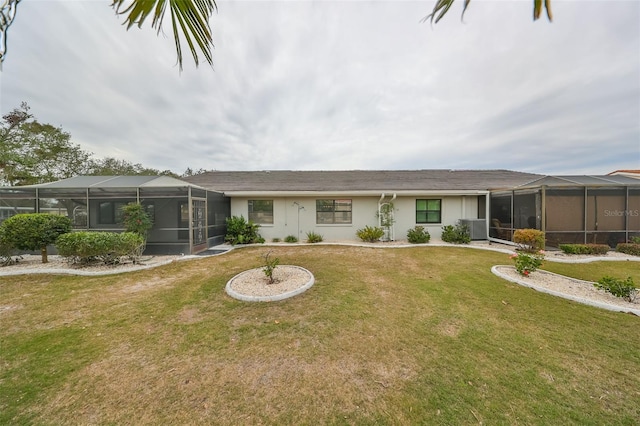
{"left": 22, "top": 175, "right": 207, "bottom": 190}
{"left": 183, "top": 169, "right": 543, "bottom": 193}
{"left": 514, "top": 175, "right": 640, "bottom": 189}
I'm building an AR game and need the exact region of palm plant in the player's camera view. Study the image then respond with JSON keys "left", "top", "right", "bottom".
{"left": 112, "top": 0, "right": 216, "bottom": 70}
{"left": 426, "top": 0, "right": 553, "bottom": 24}
{"left": 1, "top": 0, "right": 553, "bottom": 67}
{"left": 1, "top": 0, "right": 216, "bottom": 70}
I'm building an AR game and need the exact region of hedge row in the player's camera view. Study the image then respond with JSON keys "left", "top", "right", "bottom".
{"left": 558, "top": 244, "right": 610, "bottom": 255}
{"left": 616, "top": 243, "right": 640, "bottom": 257}
{"left": 56, "top": 232, "right": 145, "bottom": 265}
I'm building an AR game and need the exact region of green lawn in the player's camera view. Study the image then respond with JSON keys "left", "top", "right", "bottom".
{"left": 1, "top": 246, "right": 639, "bottom": 425}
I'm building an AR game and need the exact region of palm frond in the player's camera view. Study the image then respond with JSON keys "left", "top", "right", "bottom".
{"left": 424, "top": 0, "right": 552, "bottom": 24}
{"left": 112, "top": 0, "right": 216, "bottom": 70}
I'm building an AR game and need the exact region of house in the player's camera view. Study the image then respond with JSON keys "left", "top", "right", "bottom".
{"left": 183, "top": 169, "right": 541, "bottom": 243}
{"left": 0, "top": 176, "right": 230, "bottom": 254}
{"left": 184, "top": 170, "right": 640, "bottom": 248}
{"left": 1, "top": 170, "right": 638, "bottom": 254}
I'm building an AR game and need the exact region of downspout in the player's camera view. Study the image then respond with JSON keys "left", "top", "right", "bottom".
{"left": 485, "top": 192, "right": 490, "bottom": 241}
{"left": 378, "top": 193, "right": 385, "bottom": 229}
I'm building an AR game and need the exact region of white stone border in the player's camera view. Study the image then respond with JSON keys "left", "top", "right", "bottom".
{"left": 491, "top": 265, "right": 640, "bottom": 316}
{"left": 225, "top": 265, "right": 315, "bottom": 302}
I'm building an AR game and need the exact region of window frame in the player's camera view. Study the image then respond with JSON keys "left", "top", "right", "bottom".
{"left": 316, "top": 199, "right": 352, "bottom": 225}
{"left": 97, "top": 201, "right": 127, "bottom": 225}
{"left": 416, "top": 199, "right": 442, "bottom": 224}
{"left": 248, "top": 199, "right": 274, "bottom": 225}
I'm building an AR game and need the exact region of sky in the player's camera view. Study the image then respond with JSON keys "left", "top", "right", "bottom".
{"left": 1, "top": 0, "right": 639, "bottom": 176}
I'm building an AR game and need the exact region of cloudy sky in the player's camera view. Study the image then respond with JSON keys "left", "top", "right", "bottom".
{"left": 1, "top": 0, "right": 638, "bottom": 175}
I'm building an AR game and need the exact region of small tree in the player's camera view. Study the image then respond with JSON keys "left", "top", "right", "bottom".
{"left": 121, "top": 203, "right": 153, "bottom": 237}
{"left": 121, "top": 203, "right": 153, "bottom": 262}
{"left": 1, "top": 213, "right": 72, "bottom": 263}
{"left": 262, "top": 251, "right": 280, "bottom": 284}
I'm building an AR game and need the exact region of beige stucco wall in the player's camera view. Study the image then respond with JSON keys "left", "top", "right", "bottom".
{"left": 230, "top": 194, "right": 485, "bottom": 242}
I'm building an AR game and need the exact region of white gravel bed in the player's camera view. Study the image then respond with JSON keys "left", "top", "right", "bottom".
{"left": 542, "top": 250, "right": 640, "bottom": 263}
{"left": 0, "top": 254, "right": 179, "bottom": 276}
{"left": 493, "top": 265, "right": 640, "bottom": 316}
{"left": 226, "top": 265, "right": 314, "bottom": 302}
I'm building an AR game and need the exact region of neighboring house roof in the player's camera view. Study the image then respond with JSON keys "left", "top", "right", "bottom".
{"left": 607, "top": 170, "right": 640, "bottom": 179}
{"left": 21, "top": 175, "right": 208, "bottom": 190}
{"left": 183, "top": 169, "right": 543, "bottom": 195}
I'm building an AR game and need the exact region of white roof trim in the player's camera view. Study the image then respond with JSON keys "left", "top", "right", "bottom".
{"left": 222, "top": 190, "right": 490, "bottom": 197}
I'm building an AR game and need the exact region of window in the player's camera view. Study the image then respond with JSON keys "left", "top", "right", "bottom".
{"left": 98, "top": 201, "right": 127, "bottom": 225}
{"left": 316, "top": 199, "right": 352, "bottom": 224}
{"left": 416, "top": 199, "right": 441, "bottom": 224}
{"left": 248, "top": 200, "right": 274, "bottom": 224}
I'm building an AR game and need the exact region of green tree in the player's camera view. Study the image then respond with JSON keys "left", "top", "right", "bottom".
{"left": 182, "top": 167, "right": 209, "bottom": 177}
{"left": 1, "top": 213, "right": 72, "bottom": 263}
{"left": 0, "top": 103, "right": 93, "bottom": 186}
{"left": 1, "top": 0, "right": 216, "bottom": 70}
{"left": 89, "top": 157, "right": 177, "bottom": 177}
{"left": 427, "top": 0, "right": 553, "bottom": 24}
{"left": 0, "top": 102, "right": 31, "bottom": 184}
{"left": 1, "top": 102, "right": 178, "bottom": 186}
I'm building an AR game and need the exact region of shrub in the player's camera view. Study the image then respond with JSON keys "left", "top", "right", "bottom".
{"left": 284, "top": 235, "right": 298, "bottom": 243}
{"left": 630, "top": 236, "right": 640, "bottom": 244}
{"left": 510, "top": 252, "right": 544, "bottom": 276}
{"left": 56, "top": 232, "right": 145, "bottom": 265}
{"left": 0, "top": 226, "right": 17, "bottom": 266}
{"left": 616, "top": 243, "right": 640, "bottom": 257}
{"left": 356, "top": 226, "right": 384, "bottom": 243}
{"left": 594, "top": 276, "right": 638, "bottom": 302}
{"left": 441, "top": 221, "right": 470, "bottom": 244}
{"left": 513, "top": 229, "right": 545, "bottom": 253}
{"left": 121, "top": 203, "right": 153, "bottom": 237}
{"left": 272, "top": 237, "right": 281, "bottom": 243}
{"left": 225, "top": 216, "right": 262, "bottom": 245}
{"left": 1, "top": 213, "right": 72, "bottom": 263}
{"left": 306, "top": 232, "right": 323, "bottom": 243}
{"left": 262, "top": 251, "right": 280, "bottom": 284}
{"left": 559, "top": 244, "right": 610, "bottom": 255}
{"left": 407, "top": 226, "right": 430, "bottom": 244}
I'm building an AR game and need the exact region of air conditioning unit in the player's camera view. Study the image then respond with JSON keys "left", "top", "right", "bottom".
{"left": 460, "top": 219, "right": 487, "bottom": 240}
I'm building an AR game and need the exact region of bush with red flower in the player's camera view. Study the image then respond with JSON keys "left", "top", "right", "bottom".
{"left": 510, "top": 251, "right": 544, "bottom": 276}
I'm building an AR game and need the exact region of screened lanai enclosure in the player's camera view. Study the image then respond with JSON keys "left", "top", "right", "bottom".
{"left": 0, "top": 176, "right": 230, "bottom": 254}
{"left": 489, "top": 175, "right": 640, "bottom": 248}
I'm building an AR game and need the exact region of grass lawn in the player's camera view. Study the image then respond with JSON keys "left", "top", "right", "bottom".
{"left": 1, "top": 246, "right": 639, "bottom": 425}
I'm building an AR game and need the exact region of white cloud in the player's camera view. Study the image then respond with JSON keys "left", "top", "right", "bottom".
{"left": 1, "top": 0, "right": 638, "bottom": 175}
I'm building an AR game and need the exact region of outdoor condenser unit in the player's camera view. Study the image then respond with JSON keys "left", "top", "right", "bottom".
{"left": 460, "top": 219, "right": 487, "bottom": 240}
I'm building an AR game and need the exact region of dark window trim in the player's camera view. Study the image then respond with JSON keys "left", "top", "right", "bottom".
{"left": 416, "top": 199, "right": 442, "bottom": 224}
